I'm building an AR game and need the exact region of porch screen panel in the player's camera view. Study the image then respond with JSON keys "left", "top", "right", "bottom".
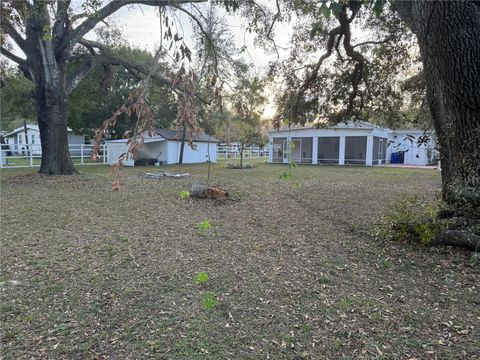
{"left": 300, "top": 137, "right": 313, "bottom": 163}
{"left": 318, "top": 137, "right": 340, "bottom": 164}
{"left": 373, "top": 137, "right": 380, "bottom": 163}
{"left": 272, "top": 138, "right": 285, "bottom": 163}
{"left": 382, "top": 139, "right": 387, "bottom": 163}
{"left": 373, "top": 137, "right": 388, "bottom": 164}
{"left": 345, "top": 136, "right": 367, "bottom": 165}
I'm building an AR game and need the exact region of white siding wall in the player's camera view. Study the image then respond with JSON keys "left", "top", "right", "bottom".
{"left": 389, "top": 130, "right": 437, "bottom": 166}
{"left": 107, "top": 142, "right": 134, "bottom": 166}
{"left": 107, "top": 139, "right": 217, "bottom": 166}
{"left": 67, "top": 134, "right": 84, "bottom": 145}
{"left": 167, "top": 141, "right": 179, "bottom": 164}
{"left": 183, "top": 141, "right": 216, "bottom": 163}
{"left": 166, "top": 141, "right": 216, "bottom": 164}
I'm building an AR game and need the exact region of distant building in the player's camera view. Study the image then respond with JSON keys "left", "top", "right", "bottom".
{"left": 3, "top": 124, "right": 86, "bottom": 155}
{"left": 106, "top": 128, "right": 219, "bottom": 166}
{"left": 268, "top": 121, "right": 437, "bottom": 166}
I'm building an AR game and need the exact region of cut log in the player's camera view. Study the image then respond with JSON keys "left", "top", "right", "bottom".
{"left": 191, "top": 183, "right": 229, "bottom": 200}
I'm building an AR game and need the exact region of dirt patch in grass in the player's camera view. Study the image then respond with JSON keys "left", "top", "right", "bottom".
{"left": 1, "top": 164, "right": 478, "bottom": 359}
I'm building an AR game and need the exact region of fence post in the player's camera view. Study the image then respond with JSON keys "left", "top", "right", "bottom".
{"left": 103, "top": 145, "right": 107, "bottom": 164}
{"left": 0, "top": 147, "right": 3, "bottom": 168}
{"left": 80, "top": 144, "right": 84, "bottom": 165}
{"left": 29, "top": 145, "right": 33, "bottom": 167}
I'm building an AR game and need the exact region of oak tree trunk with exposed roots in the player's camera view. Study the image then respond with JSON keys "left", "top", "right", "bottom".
{"left": 398, "top": 1, "right": 480, "bottom": 219}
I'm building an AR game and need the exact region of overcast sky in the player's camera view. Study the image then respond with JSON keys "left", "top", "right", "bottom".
{"left": 111, "top": 2, "right": 292, "bottom": 72}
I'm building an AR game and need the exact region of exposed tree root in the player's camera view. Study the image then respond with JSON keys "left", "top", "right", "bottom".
{"left": 432, "top": 230, "right": 480, "bottom": 252}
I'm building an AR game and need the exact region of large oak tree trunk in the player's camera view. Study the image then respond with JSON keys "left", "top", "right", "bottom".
{"left": 401, "top": 1, "right": 480, "bottom": 218}
{"left": 37, "top": 92, "right": 77, "bottom": 175}
{"left": 34, "top": 56, "right": 77, "bottom": 175}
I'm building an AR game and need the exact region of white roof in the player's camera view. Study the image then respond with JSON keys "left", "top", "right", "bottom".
{"left": 106, "top": 136, "right": 167, "bottom": 144}
{"left": 269, "top": 120, "right": 388, "bottom": 134}
{"left": 5, "top": 124, "right": 73, "bottom": 137}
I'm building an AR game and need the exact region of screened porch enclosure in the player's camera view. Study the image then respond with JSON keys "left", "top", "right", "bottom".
{"left": 269, "top": 130, "right": 389, "bottom": 166}
{"left": 345, "top": 136, "right": 367, "bottom": 165}
{"left": 272, "top": 137, "right": 286, "bottom": 163}
{"left": 291, "top": 137, "right": 313, "bottom": 164}
{"left": 317, "top": 137, "right": 340, "bottom": 164}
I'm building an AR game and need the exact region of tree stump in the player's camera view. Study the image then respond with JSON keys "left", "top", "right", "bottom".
{"left": 191, "top": 183, "right": 229, "bottom": 200}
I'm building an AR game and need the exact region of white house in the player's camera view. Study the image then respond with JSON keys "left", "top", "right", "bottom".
{"left": 3, "top": 124, "right": 85, "bottom": 155}
{"left": 106, "top": 129, "right": 219, "bottom": 166}
{"left": 389, "top": 128, "right": 437, "bottom": 166}
{"left": 268, "top": 121, "right": 437, "bottom": 166}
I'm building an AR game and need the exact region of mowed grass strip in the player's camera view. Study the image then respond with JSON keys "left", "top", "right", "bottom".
{"left": 1, "top": 163, "right": 478, "bottom": 359}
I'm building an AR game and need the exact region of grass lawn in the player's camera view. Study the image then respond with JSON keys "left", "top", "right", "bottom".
{"left": 1, "top": 163, "right": 478, "bottom": 359}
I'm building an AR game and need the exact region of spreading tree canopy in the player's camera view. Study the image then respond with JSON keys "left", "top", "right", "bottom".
{"left": 0, "top": 0, "right": 210, "bottom": 174}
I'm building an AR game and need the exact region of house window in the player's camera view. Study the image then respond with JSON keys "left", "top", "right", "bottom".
{"left": 191, "top": 144, "right": 198, "bottom": 150}
{"left": 31, "top": 134, "right": 35, "bottom": 144}
{"left": 18, "top": 134, "right": 22, "bottom": 144}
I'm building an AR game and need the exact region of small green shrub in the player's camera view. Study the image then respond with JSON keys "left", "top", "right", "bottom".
{"left": 179, "top": 191, "right": 190, "bottom": 199}
{"left": 194, "top": 272, "right": 209, "bottom": 285}
{"left": 201, "top": 292, "right": 218, "bottom": 310}
{"left": 198, "top": 220, "right": 212, "bottom": 231}
{"left": 280, "top": 170, "right": 291, "bottom": 180}
{"left": 469, "top": 254, "right": 479, "bottom": 268}
{"left": 377, "top": 195, "right": 446, "bottom": 245}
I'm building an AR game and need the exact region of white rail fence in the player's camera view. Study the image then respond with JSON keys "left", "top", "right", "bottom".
{"left": 0, "top": 144, "right": 107, "bottom": 168}
{"left": 216, "top": 146, "right": 268, "bottom": 160}
{"left": 0, "top": 144, "right": 268, "bottom": 168}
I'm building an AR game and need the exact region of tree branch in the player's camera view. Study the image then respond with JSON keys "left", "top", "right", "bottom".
{"left": 1, "top": 17, "right": 28, "bottom": 53}
{"left": 293, "top": 1, "right": 366, "bottom": 121}
{"left": 170, "top": 4, "right": 219, "bottom": 78}
{"left": 293, "top": 24, "right": 343, "bottom": 118}
{"left": 78, "top": 38, "right": 172, "bottom": 88}
{"left": 52, "top": 0, "right": 71, "bottom": 38}
{"left": 0, "top": 46, "right": 27, "bottom": 66}
{"left": 352, "top": 37, "right": 395, "bottom": 49}
{"left": 265, "top": 0, "right": 282, "bottom": 62}
{"left": 70, "top": 0, "right": 206, "bottom": 50}
{"left": 339, "top": 2, "right": 366, "bottom": 118}
{"left": 78, "top": 38, "right": 209, "bottom": 105}
{"left": 66, "top": 55, "right": 97, "bottom": 94}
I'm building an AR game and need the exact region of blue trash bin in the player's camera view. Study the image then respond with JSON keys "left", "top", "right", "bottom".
{"left": 391, "top": 152, "right": 399, "bottom": 164}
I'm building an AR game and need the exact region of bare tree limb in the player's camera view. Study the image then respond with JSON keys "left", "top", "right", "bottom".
{"left": 293, "top": 24, "right": 343, "bottom": 118}
{"left": 66, "top": 55, "right": 96, "bottom": 94}
{"left": 170, "top": 3, "right": 219, "bottom": 78}
{"left": 52, "top": 0, "right": 71, "bottom": 39}
{"left": 0, "top": 46, "right": 28, "bottom": 66}
{"left": 339, "top": 2, "right": 366, "bottom": 117}
{"left": 1, "top": 16, "right": 28, "bottom": 53}
{"left": 78, "top": 38, "right": 172, "bottom": 87}
{"left": 352, "top": 37, "right": 395, "bottom": 49}
{"left": 70, "top": 0, "right": 206, "bottom": 50}
{"left": 293, "top": 1, "right": 366, "bottom": 120}
{"left": 265, "top": 0, "right": 282, "bottom": 62}
{"left": 78, "top": 38, "right": 210, "bottom": 105}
